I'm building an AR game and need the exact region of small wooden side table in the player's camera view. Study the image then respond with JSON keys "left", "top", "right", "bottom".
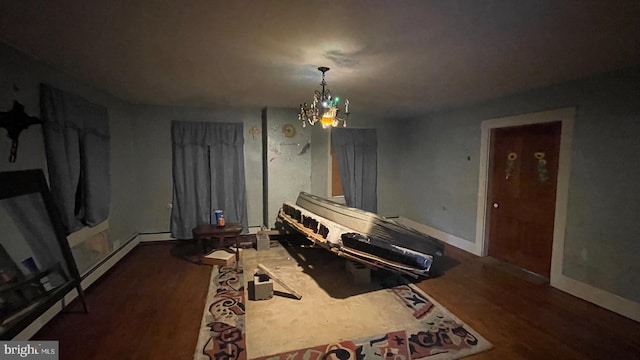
{"left": 192, "top": 223, "right": 243, "bottom": 265}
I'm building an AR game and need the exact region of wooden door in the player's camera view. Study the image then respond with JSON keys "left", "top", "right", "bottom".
{"left": 487, "top": 121, "right": 561, "bottom": 278}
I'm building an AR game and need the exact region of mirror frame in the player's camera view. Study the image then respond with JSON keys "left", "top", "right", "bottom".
{"left": 0, "top": 169, "right": 86, "bottom": 339}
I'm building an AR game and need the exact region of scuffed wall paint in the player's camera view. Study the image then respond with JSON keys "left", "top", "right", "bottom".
{"left": 265, "top": 107, "right": 311, "bottom": 227}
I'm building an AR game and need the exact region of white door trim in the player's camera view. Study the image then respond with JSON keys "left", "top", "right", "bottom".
{"left": 475, "top": 108, "right": 575, "bottom": 277}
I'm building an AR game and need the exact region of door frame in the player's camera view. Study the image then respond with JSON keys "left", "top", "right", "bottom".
{"left": 475, "top": 107, "right": 575, "bottom": 284}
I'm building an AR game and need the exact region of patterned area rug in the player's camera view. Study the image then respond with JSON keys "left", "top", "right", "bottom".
{"left": 194, "top": 266, "right": 492, "bottom": 360}
{"left": 194, "top": 266, "right": 247, "bottom": 360}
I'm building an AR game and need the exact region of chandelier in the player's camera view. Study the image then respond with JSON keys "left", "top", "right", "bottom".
{"left": 298, "top": 66, "right": 350, "bottom": 129}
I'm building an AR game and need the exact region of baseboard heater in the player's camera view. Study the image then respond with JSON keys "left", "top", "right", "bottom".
{"left": 80, "top": 233, "right": 139, "bottom": 285}
{"left": 14, "top": 233, "right": 139, "bottom": 340}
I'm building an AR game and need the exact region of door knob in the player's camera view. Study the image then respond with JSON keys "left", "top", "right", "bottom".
{"left": 493, "top": 202, "right": 499, "bottom": 208}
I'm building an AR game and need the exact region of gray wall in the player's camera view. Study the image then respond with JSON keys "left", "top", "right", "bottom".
{"left": 393, "top": 67, "right": 640, "bottom": 303}
{"left": 130, "top": 104, "right": 264, "bottom": 233}
{"left": 367, "top": 116, "right": 406, "bottom": 217}
{"left": 397, "top": 113, "right": 481, "bottom": 241}
{"left": 264, "top": 107, "right": 311, "bottom": 227}
{"left": 310, "top": 120, "right": 330, "bottom": 198}
{"left": 0, "top": 43, "right": 138, "bottom": 268}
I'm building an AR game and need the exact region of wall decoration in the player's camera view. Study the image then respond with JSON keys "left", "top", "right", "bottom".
{"left": 534, "top": 152, "right": 549, "bottom": 183}
{"left": 505, "top": 152, "right": 517, "bottom": 179}
{"left": 282, "top": 123, "right": 297, "bottom": 138}
{"left": 248, "top": 126, "right": 260, "bottom": 141}
{"left": 0, "top": 101, "right": 42, "bottom": 162}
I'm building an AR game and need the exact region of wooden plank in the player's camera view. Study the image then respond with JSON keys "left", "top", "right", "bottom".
{"left": 278, "top": 210, "right": 331, "bottom": 248}
{"left": 257, "top": 263, "right": 302, "bottom": 300}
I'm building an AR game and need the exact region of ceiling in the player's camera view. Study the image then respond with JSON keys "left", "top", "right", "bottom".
{"left": 1, "top": 0, "right": 639, "bottom": 117}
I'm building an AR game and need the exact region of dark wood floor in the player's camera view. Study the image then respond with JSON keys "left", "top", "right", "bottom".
{"left": 34, "top": 241, "right": 640, "bottom": 360}
{"left": 33, "top": 241, "right": 213, "bottom": 360}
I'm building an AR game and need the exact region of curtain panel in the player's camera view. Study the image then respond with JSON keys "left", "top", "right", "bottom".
{"left": 331, "top": 128, "right": 378, "bottom": 212}
{"left": 40, "top": 84, "right": 111, "bottom": 234}
{"left": 170, "top": 121, "right": 248, "bottom": 239}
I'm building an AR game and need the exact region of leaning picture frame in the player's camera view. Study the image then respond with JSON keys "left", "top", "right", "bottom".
{"left": 0, "top": 169, "right": 88, "bottom": 339}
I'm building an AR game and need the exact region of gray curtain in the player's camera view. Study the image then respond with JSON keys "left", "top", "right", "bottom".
{"left": 170, "top": 121, "right": 248, "bottom": 239}
{"left": 331, "top": 128, "right": 378, "bottom": 212}
{"left": 40, "top": 84, "right": 111, "bottom": 234}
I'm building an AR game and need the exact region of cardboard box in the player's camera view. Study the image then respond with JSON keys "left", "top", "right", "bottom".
{"left": 202, "top": 250, "right": 236, "bottom": 267}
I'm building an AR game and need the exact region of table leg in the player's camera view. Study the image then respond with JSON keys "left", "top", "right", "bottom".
{"left": 234, "top": 235, "right": 240, "bottom": 269}
{"left": 196, "top": 237, "right": 203, "bottom": 265}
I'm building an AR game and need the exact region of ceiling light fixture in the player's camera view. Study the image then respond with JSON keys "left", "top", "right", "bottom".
{"left": 298, "top": 67, "right": 349, "bottom": 129}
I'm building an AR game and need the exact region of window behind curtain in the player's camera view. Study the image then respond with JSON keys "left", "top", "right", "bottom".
{"left": 331, "top": 143, "right": 344, "bottom": 197}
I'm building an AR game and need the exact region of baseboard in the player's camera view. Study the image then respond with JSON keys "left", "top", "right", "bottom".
{"left": 551, "top": 273, "right": 640, "bottom": 323}
{"left": 13, "top": 234, "right": 141, "bottom": 340}
{"left": 137, "top": 226, "right": 262, "bottom": 241}
{"left": 248, "top": 226, "right": 262, "bottom": 234}
{"left": 395, "top": 217, "right": 479, "bottom": 255}
{"left": 137, "top": 232, "right": 175, "bottom": 242}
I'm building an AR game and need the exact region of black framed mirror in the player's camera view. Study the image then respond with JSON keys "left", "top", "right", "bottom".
{"left": 0, "top": 169, "right": 87, "bottom": 339}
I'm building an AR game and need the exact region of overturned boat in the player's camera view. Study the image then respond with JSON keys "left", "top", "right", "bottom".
{"left": 278, "top": 192, "right": 445, "bottom": 278}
